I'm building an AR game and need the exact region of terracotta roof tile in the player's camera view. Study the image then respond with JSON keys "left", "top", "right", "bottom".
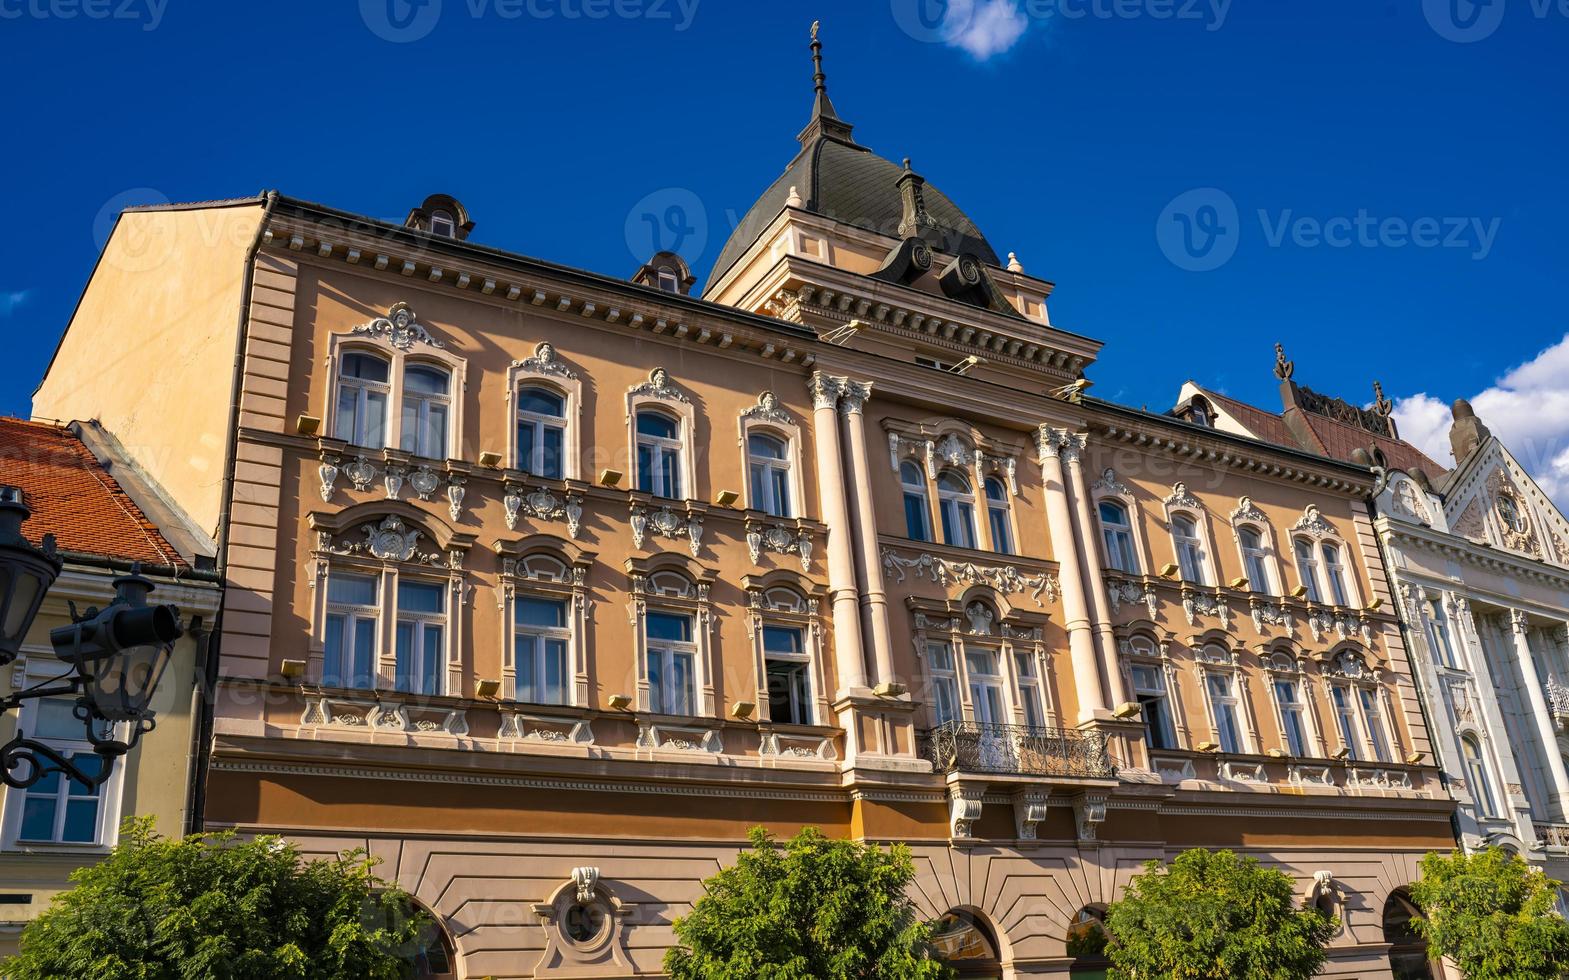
{"left": 0, "top": 417, "right": 186, "bottom": 568}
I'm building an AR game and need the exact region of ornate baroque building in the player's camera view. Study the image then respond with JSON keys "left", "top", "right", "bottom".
{"left": 29, "top": 31, "right": 1456, "bottom": 979}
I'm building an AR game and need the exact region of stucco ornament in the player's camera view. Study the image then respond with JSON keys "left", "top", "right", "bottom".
{"left": 409, "top": 465, "right": 442, "bottom": 501}
{"left": 740, "top": 390, "right": 794, "bottom": 427}
{"left": 630, "top": 503, "right": 702, "bottom": 556}
{"left": 352, "top": 301, "right": 444, "bottom": 351}
{"left": 344, "top": 455, "right": 377, "bottom": 492}
{"left": 512, "top": 341, "right": 578, "bottom": 379}
{"left": 745, "top": 521, "right": 812, "bottom": 571}
{"left": 628, "top": 366, "right": 689, "bottom": 404}
{"left": 880, "top": 547, "right": 1059, "bottom": 605}
{"left": 572, "top": 866, "right": 601, "bottom": 903}
{"left": 318, "top": 455, "right": 340, "bottom": 502}
{"left": 363, "top": 515, "right": 421, "bottom": 561}
{"left": 1292, "top": 505, "right": 1336, "bottom": 539}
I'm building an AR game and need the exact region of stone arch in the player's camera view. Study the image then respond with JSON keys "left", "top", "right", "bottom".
{"left": 930, "top": 906, "right": 1006, "bottom": 977}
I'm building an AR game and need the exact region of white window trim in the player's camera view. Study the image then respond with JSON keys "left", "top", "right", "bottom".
{"left": 393, "top": 576, "right": 450, "bottom": 696}
{"left": 1118, "top": 634, "right": 1192, "bottom": 751}
{"left": 507, "top": 343, "right": 582, "bottom": 481}
{"left": 627, "top": 368, "right": 697, "bottom": 501}
{"left": 913, "top": 603, "right": 1054, "bottom": 730}
{"left": 935, "top": 469, "right": 980, "bottom": 551}
{"left": 1231, "top": 501, "right": 1282, "bottom": 596}
{"left": 1127, "top": 655, "right": 1180, "bottom": 751}
{"left": 1263, "top": 652, "right": 1326, "bottom": 758}
{"left": 1292, "top": 534, "right": 1326, "bottom": 604}
{"left": 746, "top": 585, "right": 829, "bottom": 727}
{"left": 498, "top": 549, "right": 592, "bottom": 707}
{"left": 1320, "top": 653, "right": 1397, "bottom": 764}
{"left": 307, "top": 510, "right": 470, "bottom": 695}
{"left": 629, "top": 568, "right": 714, "bottom": 717}
{"left": 982, "top": 474, "right": 1016, "bottom": 556}
{"left": 737, "top": 394, "right": 805, "bottom": 519}
{"left": 1095, "top": 496, "right": 1144, "bottom": 575}
{"left": 0, "top": 656, "right": 128, "bottom": 852}
{"left": 899, "top": 460, "right": 934, "bottom": 543}
{"left": 1458, "top": 729, "right": 1503, "bottom": 818}
{"left": 325, "top": 308, "right": 467, "bottom": 463}
{"left": 1195, "top": 645, "right": 1259, "bottom": 755}
{"left": 1163, "top": 491, "right": 1217, "bottom": 587}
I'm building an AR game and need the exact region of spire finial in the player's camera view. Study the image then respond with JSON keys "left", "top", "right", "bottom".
{"left": 811, "top": 20, "right": 827, "bottom": 98}
{"left": 1373, "top": 380, "right": 1393, "bottom": 417}
{"left": 797, "top": 21, "right": 855, "bottom": 147}
{"left": 1273, "top": 342, "right": 1295, "bottom": 381}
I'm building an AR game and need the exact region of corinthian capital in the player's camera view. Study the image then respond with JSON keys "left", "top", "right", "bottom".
{"left": 807, "top": 372, "right": 843, "bottom": 411}
{"left": 838, "top": 379, "right": 873, "bottom": 416}
{"left": 1035, "top": 425, "right": 1062, "bottom": 461}
{"left": 1509, "top": 608, "right": 1530, "bottom": 635}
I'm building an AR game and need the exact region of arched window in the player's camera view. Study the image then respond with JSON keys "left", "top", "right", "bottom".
{"left": 1321, "top": 542, "right": 1351, "bottom": 606}
{"left": 400, "top": 364, "right": 451, "bottom": 459}
{"left": 937, "top": 471, "right": 978, "bottom": 550}
{"left": 1497, "top": 494, "right": 1526, "bottom": 533}
{"left": 748, "top": 432, "right": 792, "bottom": 517}
{"left": 1462, "top": 735, "right": 1498, "bottom": 817}
{"left": 1293, "top": 537, "right": 1323, "bottom": 603}
{"left": 901, "top": 461, "right": 932, "bottom": 542}
{"left": 1383, "top": 890, "right": 1435, "bottom": 980}
{"left": 1172, "top": 514, "right": 1208, "bottom": 584}
{"left": 1067, "top": 906, "right": 1111, "bottom": 977}
{"left": 1099, "top": 500, "right": 1138, "bottom": 573}
{"left": 929, "top": 910, "right": 1002, "bottom": 977}
{"left": 516, "top": 385, "right": 566, "bottom": 479}
{"left": 635, "top": 410, "right": 683, "bottom": 499}
{"left": 1238, "top": 527, "right": 1274, "bottom": 594}
{"left": 428, "top": 209, "right": 456, "bottom": 239}
{"left": 1187, "top": 395, "right": 1212, "bottom": 428}
{"left": 984, "top": 477, "right": 1014, "bottom": 555}
{"left": 334, "top": 351, "right": 390, "bottom": 449}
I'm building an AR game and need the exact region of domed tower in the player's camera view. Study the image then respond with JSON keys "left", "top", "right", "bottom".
{"left": 704, "top": 24, "right": 1099, "bottom": 388}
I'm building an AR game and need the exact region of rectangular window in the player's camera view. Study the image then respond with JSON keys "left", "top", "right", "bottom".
{"left": 763, "top": 625, "right": 812, "bottom": 725}
{"left": 1359, "top": 687, "right": 1391, "bottom": 763}
{"left": 1132, "top": 664, "right": 1175, "bottom": 750}
{"left": 1014, "top": 652, "right": 1044, "bottom": 729}
{"left": 1323, "top": 544, "right": 1351, "bottom": 606}
{"left": 988, "top": 505, "right": 1013, "bottom": 556}
{"left": 1273, "top": 679, "right": 1309, "bottom": 757}
{"left": 904, "top": 492, "right": 932, "bottom": 542}
{"left": 1294, "top": 539, "right": 1322, "bottom": 603}
{"left": 646, "top": 611, "right": 695, "bottom": 716}
{"left": 965, "top": 647, "right": 1006, "bottom": 725}
{"left": 926, "top": 641, "right": 960, "bottom": 725}
{"left": 16, "top": 699, "right": 106, "bottom": 845}
{"left": 1331, "top": 685, "right": 1360, "bottom": 760}
{"left": 514, "top": 596, "right": 570, "bottom": 705}
{"left": 324, "top": 572, "right": 378, "bottom": 689}
{"left": 1428, "top": 600, "right": 1459, "bottom": 669}
{"left": 1206, "top": 673, "right": 1243, "bottom": 753}
{"left": 394, "top": 580, "right": 446, "bottom": 695}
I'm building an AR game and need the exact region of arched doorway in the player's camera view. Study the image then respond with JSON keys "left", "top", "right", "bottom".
{"left": 930, "top": 908, "right": 1002, "bottom": 978}
{"left": 1383, "top": 889, "right": 1435, "bottom": 980}
{"left": 379, "top": 897, "right": 458, "bottom": 980}
{"left": 1066, "top": 906, "right": 1112, "bottom": 980}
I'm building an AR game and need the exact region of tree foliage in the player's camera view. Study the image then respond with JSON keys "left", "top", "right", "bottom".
{"left": 1103, "top": 848, "right": 1336, "bottom": 979}
{"left": 5, "top": 817, "right": 429, "bottom": 980}
{"left": 1408, "top": 847, "right": 1569, "bottom": 980}
{"left": 664, "top": 826, "right": 955, "bottom": 980}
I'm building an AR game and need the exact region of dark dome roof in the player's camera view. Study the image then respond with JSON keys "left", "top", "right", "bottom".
{"left": 711, "top": 136, "right": 1001, "bottom": 284}
{"left": 710, "top": 29, "right": 998, "bottom": 285}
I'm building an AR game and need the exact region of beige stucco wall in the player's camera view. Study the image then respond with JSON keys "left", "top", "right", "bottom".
{"left": 31, "top": 204, "right": 265, "bottom": 540}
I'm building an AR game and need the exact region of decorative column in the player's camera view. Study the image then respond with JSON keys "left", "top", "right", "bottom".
{"left": 1060, "top": 431, "right": 1131, "bottom": 708}
{"left": 809, "top": 373, "right": 868, "bottom": 693}
{"left": 1509, "top": 610, "right": 1569, "bottom": 817}
{"left": 838, "top": 380, "right": 897, "bottom": 690}
{"left": 1036, "top": 426, "right": 1108, "bottom": 721}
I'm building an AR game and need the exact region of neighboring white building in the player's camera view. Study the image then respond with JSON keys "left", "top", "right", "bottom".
{"left": 1373, "top": 400, "right": 1569, "bottom": 879}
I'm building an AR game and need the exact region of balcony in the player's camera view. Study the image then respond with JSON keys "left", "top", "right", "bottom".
{"left": 1536, "top": 822, "right": 1569, "bottom": 852}
{"left": 923, "top": 721, "right": 1117, "bottom": 780}
{"left": 1547, "top": 679, "right": 1569, "bottom": 729}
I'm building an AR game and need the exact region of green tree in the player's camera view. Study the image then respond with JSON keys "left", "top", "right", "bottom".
{"left": 664, "top": 826, "right": 955, "bottom": 980}
{"left": 5, "top": 817, "right": 431, "bottom": 980}
{"left": 1103, "top": 848, "right": 1336, "bottom": 979}
{"left": 1408, "top": 847, "right": 1569, "bottom": 980}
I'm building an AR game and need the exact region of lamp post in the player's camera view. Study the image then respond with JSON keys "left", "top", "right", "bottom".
{"left": 0, "top": 494, "right": 183, "bottom": 790}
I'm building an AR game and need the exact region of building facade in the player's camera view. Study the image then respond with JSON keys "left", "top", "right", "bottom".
{"left": 0, "top": 419, "right": 221, "bottom": 956}
{"left": 1177, "top": 348, "right": 1569, "bottom": 889}
{"left": 31, "top": 33, "right": 1457, "bottom": 979}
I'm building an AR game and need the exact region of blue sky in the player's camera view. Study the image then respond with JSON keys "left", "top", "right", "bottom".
{"left": 3, "top": 1, "right": 1566, "bottom": 492}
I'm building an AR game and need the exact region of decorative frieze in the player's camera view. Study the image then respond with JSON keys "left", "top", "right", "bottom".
{"left": 1249, "top": 598, "right": 1293, "bottom": 634}
{"left": 881, "top": 548, "right": 1059, "bottom": 605}
{"left": 504, "top": 482, "right": 584, "bottom": 538}
{"left": 744, "top": 518, "right": 813, "bottom": 571}
{"left": 1182, "top": 588, "right": 1230, "bottom": 628}
{"left": 498, "top": 711, "right": 595, "bottom": 745}
{"left": 758, "top": 730, "right": 837, "bottom": 761}
{"left": 630, "top": 502, "right": 703, "bottom": 556}
{"left": 637, "top": 721, "right": 722, "bottom": 754}
{"left": 300, "top": 696, "right": 468, "bottom": 736}
{"left": 1106, "top": 577, "right": 1158, "bottom": 619}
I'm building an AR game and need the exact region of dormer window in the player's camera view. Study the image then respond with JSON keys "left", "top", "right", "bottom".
{"left": 429, "top": 210, "right": 456, "bottom": 238}
{"left": 657, "top": 268, "right": 679, "bottom": 293}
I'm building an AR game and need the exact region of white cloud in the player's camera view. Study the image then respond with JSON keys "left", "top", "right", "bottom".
{"left": 1392, "top": 332, "right": 1569, "bottom": 509}
{"left": 0, "top": 289, "right": 31, "bottom": 317}
{"left": 943, "top": 0, "right": 1030, "bottom": 60}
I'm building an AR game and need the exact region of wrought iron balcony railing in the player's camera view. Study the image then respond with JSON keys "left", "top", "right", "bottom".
{"left": 922, "top": 720, "right": 1117, "bottom": 779}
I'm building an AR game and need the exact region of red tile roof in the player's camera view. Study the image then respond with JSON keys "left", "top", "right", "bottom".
{"left": 0, "top": 417, "right": 186, "bottom": 569}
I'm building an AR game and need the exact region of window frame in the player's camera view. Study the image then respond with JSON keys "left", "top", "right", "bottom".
{"left": 324, "top": 569, "right": 381, "bottom": 690}
{"left": 1423, "top": 593, "right": 1462, "bottom": 670}
{"left": 737, "top": 392, "right": 806, "bottom": 521}
{"left": 626, "top": 367, "right": 697, "bottom": 502}
{"left": 745, "top": 582, "right": 829, "bottom": 729}
{"left": 1321, "top": 652, "right": 1397, "bottom": 764}
{"left": 0, "top": 664, "right": 128, "bottom": 852}
{"left": 1264, "top": 653, "right": 1317, "bottom": 758}
{"left": 393, "top": 576, "right": 449, "bottom": 696}
{"left": 1097, "top": 498, "right": 1140, "bottom": 574}
{"left": 1293, "top": 535, "right": 1325, "bottom": 604}
{"left": 900, "top": 460, "right": 934, "bottom": 543}
{"left": 1196, "top": 644, "right": 1256, "bottom": 755}
{"left": 629, "top": 564, "right": 715, "bottom": 717}
{"left": 497, "top": 545, "right": 592, "bottom": 708}
{"left": 1461, "top": 733, "right": 1500, "bottom": 817}
{"left": 913, "top": 599, "right": 1053, "bottom": 731}
{"left": 746, "top": 432, "right": 794, "bottom": 519}
{"left": 984, "top": 476, "right": 1015, "bottom": 556}
{"left": 1231, "top": 502, "right": 1281, "bottom": 596}
{"left": 332, "top": 349, "right": 392, "bottom": 450}
{"left": 325, "top": 309, "right": 466, "bottom": 465}
{"left": 507, "top": 343, "right": 582, "bottom": 482}
{"left": 399, "top": 361, "right": 454, "bottom": 461}
{"left": 936, "top": 469, "right": 980, "bottom": 551}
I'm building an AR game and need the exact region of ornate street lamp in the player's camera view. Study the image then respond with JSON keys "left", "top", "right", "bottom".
{"left": 0, "top": 494, "right": 183, "bottom": 790}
